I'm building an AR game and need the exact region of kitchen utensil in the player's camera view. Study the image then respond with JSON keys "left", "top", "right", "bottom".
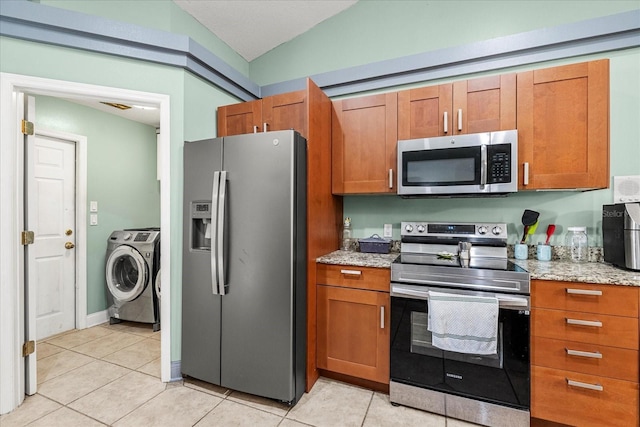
{"left": 520, "top": 209, "right": 540, "bottom": 243}
{"left": 544, "top": 224, "right": 556, "bottom": 245}
{"left": 525, "top": 220, "right": 539, "bottom": 243}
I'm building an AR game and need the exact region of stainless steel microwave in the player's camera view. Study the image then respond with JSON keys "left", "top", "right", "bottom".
{"left": 397, "top": 130, "right": 518, "bottom": 196}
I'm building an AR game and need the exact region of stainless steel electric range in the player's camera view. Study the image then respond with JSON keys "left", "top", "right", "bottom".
{"left": 389, "top": 221, "right": 531, "bottom": 427}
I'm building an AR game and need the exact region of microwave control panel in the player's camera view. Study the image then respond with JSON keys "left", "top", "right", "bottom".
{"left": 487, "top": 144, "right": 512, "bottom": 184}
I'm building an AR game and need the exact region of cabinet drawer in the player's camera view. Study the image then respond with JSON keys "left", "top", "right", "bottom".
{"left": 316, "top": 264, "right": 390, "bottom": 292}
{"left": 532, "top": 308, "right": 638, "bottom": 350}
{"left": 532, "top": 280, "right": 638, "bottom": 317}
{"left": 532, "top": 365, "right": 639, "bottom": 427}
{"left": 532, "top": 336, "right": 639, "bottom": 381}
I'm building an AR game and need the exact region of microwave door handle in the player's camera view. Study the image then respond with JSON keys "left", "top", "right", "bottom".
{"left": 480, "top": 145, "right": 488, "bottom": 187}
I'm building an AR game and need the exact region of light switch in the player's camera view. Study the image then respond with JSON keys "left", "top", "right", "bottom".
{"left": 90, "top": 201, "right": 98, "bottom": 212}
{"left": 383, "top": 223, "right": 393, "bottom": 238}
{"left": 90, "top": 214, "right": 98, "bottom": 226}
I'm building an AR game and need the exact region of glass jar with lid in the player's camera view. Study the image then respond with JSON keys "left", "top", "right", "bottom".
{"left": 565, "top": 226, "right": 588, "bottom": 262}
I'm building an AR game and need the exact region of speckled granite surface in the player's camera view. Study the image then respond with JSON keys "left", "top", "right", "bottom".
{"left": 511, "top": 259, "right": 640, "bottom": 286}
{"left": 316, "top": 250, "right": 399, "bottom": 269}
{"left": 317, "top": 250, "right": 640, "bottom": 286}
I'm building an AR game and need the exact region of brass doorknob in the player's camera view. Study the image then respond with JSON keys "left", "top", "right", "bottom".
{"left": 65, "top": 242, "right": 75, "bottom": 249}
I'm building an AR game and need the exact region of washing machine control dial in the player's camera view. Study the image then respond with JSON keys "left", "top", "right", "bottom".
{"left": 123, "top": 232, "right": 132, "bottom": 241}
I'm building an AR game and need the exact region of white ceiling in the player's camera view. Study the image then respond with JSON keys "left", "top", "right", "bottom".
{"left": 66, "top": 0, "right": 357, "bottom": 127}
{"left": 174, "top": 0, "right": 358, "bottom": 62}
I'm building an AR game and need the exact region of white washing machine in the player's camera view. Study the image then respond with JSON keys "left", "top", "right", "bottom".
{"left": 105, "top": 228, "right": 160, "bottom": 331}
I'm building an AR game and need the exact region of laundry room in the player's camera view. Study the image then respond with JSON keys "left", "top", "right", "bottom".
{"left": 33, "top": 95, "right": 161, "bottom": 325}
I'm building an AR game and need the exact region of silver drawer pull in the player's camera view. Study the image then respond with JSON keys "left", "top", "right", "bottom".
{"left": 566, "top": 318, "right": 602, "bottom": 328}
{"left": 566, "top": 379, "right": 603, "bottom": 392}
{"left": 566, "top": 288, "right": 603, "bottom": 296}
{"left": 566, "top": 348, "right": 603, "bottom": 359}
{"left": 380, "top": 306, "right": 385, "bottom": 329}
{"left": 340, "top": 269, "right": 362, "bottom": 276}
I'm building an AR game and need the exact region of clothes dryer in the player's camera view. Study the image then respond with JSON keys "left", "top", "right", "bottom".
{"left": 105, "top": 228, "right": 160, "bottom": 331}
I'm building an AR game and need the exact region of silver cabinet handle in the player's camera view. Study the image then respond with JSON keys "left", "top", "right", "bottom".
{"left": 389, "top": 169, "right": 393, "bottom": 189}
{"left": 443, "top": 111, "right": 448, "bottom": 134}
{"left": 566, "top": 288, "right": 603, "bottom": 296}
{"left": 566, "top": 379, "right": 603, "bottom": 392}
{"left": 263, "top": 122, "right": 268, "bottom": 132}
{"left": 380, "top": 306, "right": 385, "bottom": 329}
{"left": 566, "top": 348, "right": 603, "bottom": 359}
{"left": 566, "top": 318, "right": 602, "bottom": 328}
{"left": 253, "top": 125, "right": 258, "bottom": 133}
{"left": 523, "top": 162, "right": 529, "bottom": 186}
{"left": 340, "top": 269, "right": 362, "bottom": 276}
{"left": 457, "top": 108, "right": 462, "bottom": 131}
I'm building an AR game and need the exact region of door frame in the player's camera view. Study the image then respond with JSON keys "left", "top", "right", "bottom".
{"left": 31, "top": 127, "right": 88, "bottom": 333}
{"left": 0, "top": 72, "right": 172, "bottom": 414}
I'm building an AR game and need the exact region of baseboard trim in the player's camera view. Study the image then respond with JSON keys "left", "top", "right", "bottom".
{"left": 85, "top": 309, "right": 109, "bottom": 328}
{"left": 170, "top": 361, "right": 182, "bottom": 382}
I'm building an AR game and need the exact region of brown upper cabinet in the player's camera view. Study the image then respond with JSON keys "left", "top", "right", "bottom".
{"left": 397, "top": 74, "right": 516, "bottom": 139}
{"left": 332, "top": 93, "right": 398, "bottom": 194}
{"left": 517, "top": 59, "right": 610, "bottom": 190}
{"left": 217, "top": 85, "right": 308, "bottom": 138}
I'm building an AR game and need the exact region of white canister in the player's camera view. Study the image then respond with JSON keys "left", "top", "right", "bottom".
{"left": 565, "top": 226, "right": 588, "bottom": 262}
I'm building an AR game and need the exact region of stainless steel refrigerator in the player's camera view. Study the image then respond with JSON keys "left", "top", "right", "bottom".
{"left": 182, "top": 130, "right": 306, "bottom": 405}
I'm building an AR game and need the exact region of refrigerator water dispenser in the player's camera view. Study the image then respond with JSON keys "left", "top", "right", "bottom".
{"left": 191, "top": 201, "right": 212, "bottom": 251}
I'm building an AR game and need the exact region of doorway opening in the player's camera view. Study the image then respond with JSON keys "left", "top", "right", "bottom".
{"left": 0, "top": 72, "right": 172, "bottom": 415}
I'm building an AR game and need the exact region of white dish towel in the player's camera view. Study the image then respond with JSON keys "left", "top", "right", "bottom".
{"left": 427, "top": 291, "right": 499, "bottom": 355}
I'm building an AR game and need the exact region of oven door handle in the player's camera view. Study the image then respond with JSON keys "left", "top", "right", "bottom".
{"left": 391, "top": 284, "right": 530, "bottom": 310}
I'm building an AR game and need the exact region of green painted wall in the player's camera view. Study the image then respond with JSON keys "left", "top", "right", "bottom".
{"left": 250, "top": 0, "right": 640, "bottom": 85}
{"left": 249, "top": 1, "right": 640, "bottom": 247}
{"left": 38, "top": 0, "right": 249, "bottom": 77}
{"left": 34, "top": 96, "right": 160, "bottom": 314}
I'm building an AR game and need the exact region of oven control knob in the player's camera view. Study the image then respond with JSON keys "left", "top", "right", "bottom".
{"left": 477, "top": 226, "right": 488, "bottom": 235}
{"left": 492, "top": 226, "right": 503, "bottom": 235}
{"left": 405, "top": 224, "right": 414, "bottom": 233}
{"left": 417, "top": 224, "right": 425, "bottom": 233}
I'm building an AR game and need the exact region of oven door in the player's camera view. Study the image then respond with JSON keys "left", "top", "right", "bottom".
{"left": 390, "top": 283, "right": 530, "bottom": 410}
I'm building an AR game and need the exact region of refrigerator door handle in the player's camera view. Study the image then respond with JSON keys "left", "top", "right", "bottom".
{"left": 211, "top": 171, "right": 221, "bottom": 295}
{"left": 216, "top": 171, "right": 228, "bottom": 295}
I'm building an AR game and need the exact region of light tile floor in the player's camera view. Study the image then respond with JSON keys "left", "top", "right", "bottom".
{"left": 1, "top": 322, "right": 480, "bottom": 426}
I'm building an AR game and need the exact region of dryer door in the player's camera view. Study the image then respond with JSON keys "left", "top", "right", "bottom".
{"left": 106, "top": 245, "right": 149, "bottom": 302}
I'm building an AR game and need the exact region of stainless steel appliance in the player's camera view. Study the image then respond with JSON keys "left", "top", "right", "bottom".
{"left": 397, "top": 130, "right": 518, "bottom": 196}
{"left": 390, "top": 221, "right": 530, "bottom": 427}
{"left": 603, "top": 202, "right": 640, "bottom": 271}
{"left": 105, "top": 228, "right": 161, "bottom": 331}
{"left": 182, "top": 130, "right": 307, "bottom": 405}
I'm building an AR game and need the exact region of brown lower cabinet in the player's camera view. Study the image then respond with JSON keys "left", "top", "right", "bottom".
{"left": 531, "top": 279, "right": 639, "bottom": 426}
{"left": 316, "top": 264, "right": 390, "bottom": 385}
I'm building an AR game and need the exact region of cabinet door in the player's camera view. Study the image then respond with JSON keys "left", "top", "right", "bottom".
{"left": 216, "top": 99, "right": 263, "bottom": 136}
{"left": 262, "top": 90, "right": 307, "bottom": 137}
{"left": 398, "top": 84, "right": 452, "bottom": 139}
{"left": 517, "top": 60, "right": 609, "bottom": 189}
{"left": 332, "top": 93, "right": 398, "bottom": 194}
{"left": 317, "top": 285, "right": 390, "bottom": 384}
{"left": 452, "top": 74, "right": 516, "bottom": 135}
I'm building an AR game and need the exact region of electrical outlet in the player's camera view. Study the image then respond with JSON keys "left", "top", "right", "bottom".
{"left": 383, "top": 223, "right": 393, "bottom": 238}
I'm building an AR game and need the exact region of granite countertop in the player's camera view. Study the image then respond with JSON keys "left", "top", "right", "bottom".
{"left": 512, "top": 259, "right": 640, "bottom": 287}
{"left": 316, "top": 250, "right": 640, "bottom": 287}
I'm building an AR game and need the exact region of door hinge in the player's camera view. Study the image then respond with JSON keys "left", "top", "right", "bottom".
{"left": 21, "top": 230, "right": 35, "bottom": 245}
{"left": 21, "top": 120, "right": 34, "bottom": 136}
{"left": 22, "top": 340, "right": 35, "bottom": 357}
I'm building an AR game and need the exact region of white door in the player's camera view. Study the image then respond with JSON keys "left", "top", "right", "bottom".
{"left": 26, "top": 130, "right": 77, "bottom": 341}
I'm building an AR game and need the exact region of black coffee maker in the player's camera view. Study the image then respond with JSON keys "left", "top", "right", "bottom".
{"left": 602, "top": 203, "right": 640, "bottom": 271}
